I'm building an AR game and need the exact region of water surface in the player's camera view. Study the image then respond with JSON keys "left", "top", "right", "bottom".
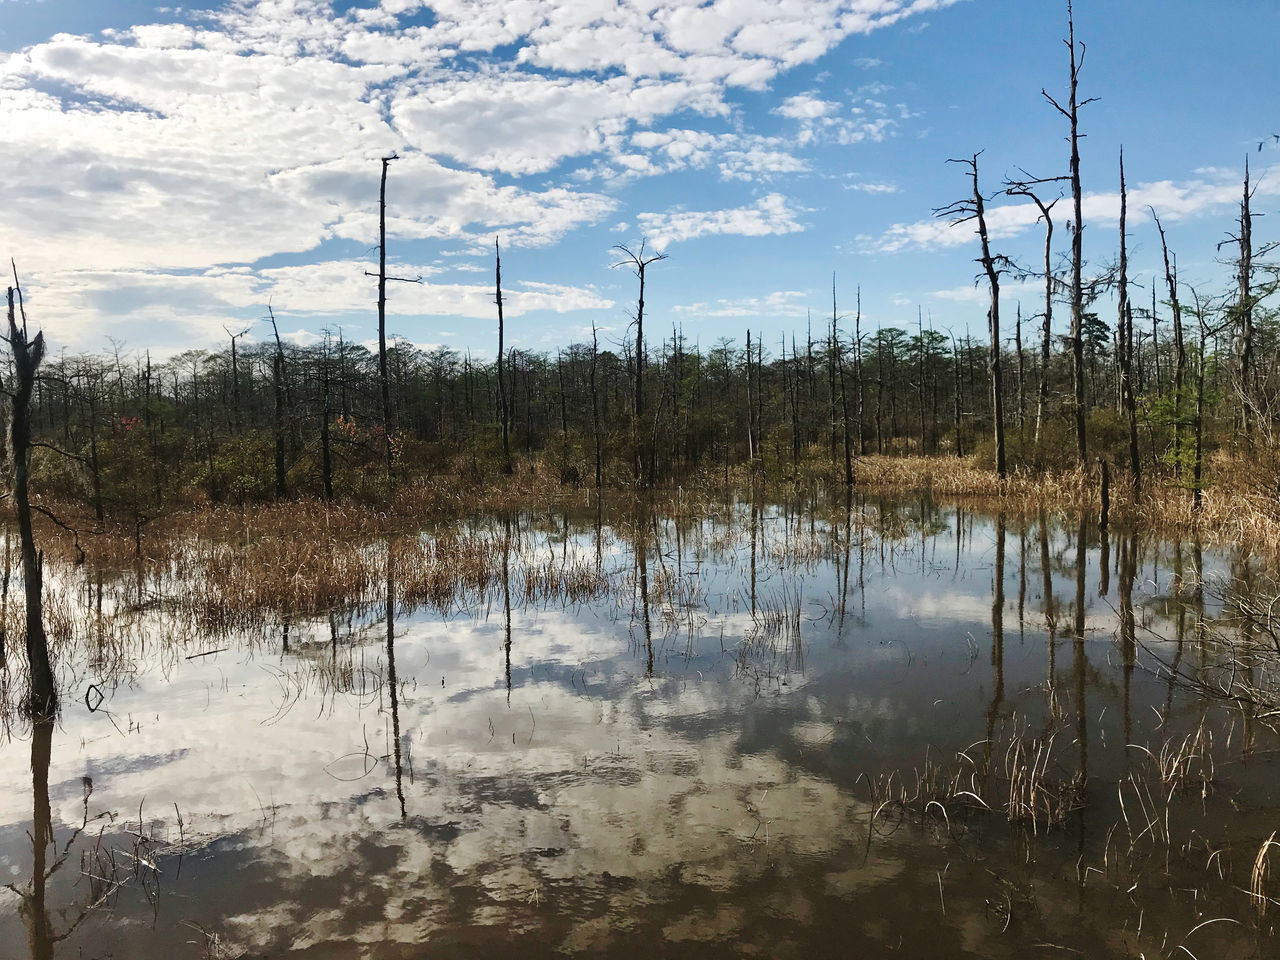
{"left": 1, "top": 495, "right": 1276, "bottom": 958}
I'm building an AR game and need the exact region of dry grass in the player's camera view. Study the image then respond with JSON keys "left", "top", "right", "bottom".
{"left": 845, "top": 451, "right": 1280, "bottom": 555}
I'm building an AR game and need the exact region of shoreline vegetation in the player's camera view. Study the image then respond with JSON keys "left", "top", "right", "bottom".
{"left": 16, "top": 449, "right": 1280, "bottom": 570}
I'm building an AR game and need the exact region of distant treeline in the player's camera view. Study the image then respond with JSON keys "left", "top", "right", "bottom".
{"left": 13, "top": 258, "right": 1276, "bottom": 517}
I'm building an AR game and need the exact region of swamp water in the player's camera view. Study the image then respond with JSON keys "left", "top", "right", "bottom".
{"left": 0, "top": 495, "right": 1278, "bottom": 959}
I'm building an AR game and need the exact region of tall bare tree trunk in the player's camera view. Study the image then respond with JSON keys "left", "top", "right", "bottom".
{"left": 951, "top": 331, "right": 964, "bottom": 457}
{"left": 1154, "top": 213, "right": 1186, "bottom": 472}
{"left": 7, "top": 285, "right": 55, "bottom": 718}
{"left": 495, "top": 239, "right": 511, "bottom": 474}
{"left": 745, "top": 329, "right": 755, "bottom": 460}
{"left": 1043, "top": 1, "right": 1093, "bottom": 467}
{"left": 1117, "top": 150, "right": 1141, "bottom": 501}
{"left": 1234, "top": 158, "right": 1255, "bottom": 434}
{"left": 854, "top": 293, "right": 866, "bottom": 456}
{"left": 835, "top": 277, "right": 853, "bottom": 484}
{"left": 590, "top": 321, "right": 602, "bottom": 489}
{"left": 939, "top": 154, "right": 1005, "bottom": 477}
{"left": 1015, "top": 302, "right": 1025, "bottom": 445}
{"left": 376, "top": 155, "right": 398, "bottom": 479}
{"left": 320, "top": 333, "right": 334, "bottom": 501}
{"left": 265, "top": 306, "right": 287, "bottom": 499}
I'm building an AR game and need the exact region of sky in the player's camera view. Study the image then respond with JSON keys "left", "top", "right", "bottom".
{"left": 1, "top": 0, "right": 1277, "bottom": 360}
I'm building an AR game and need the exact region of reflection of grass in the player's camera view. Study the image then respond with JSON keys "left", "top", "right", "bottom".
{"left": 861, "top": 727, "right": 1084, "bottom": 835}
{"left": 856, "top": 713, "right": 1280, "bottom": 953}
{"left": 736, "top": 578, "right": 805, "bottom": 680}
{"left": 1252, "top": 832, "right": 1280, "bottom": 917}
{"left": 183, "top": 921, "right": 245, "bottom": 960}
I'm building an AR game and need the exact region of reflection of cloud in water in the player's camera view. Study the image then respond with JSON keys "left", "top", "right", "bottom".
{"left": 0, "top": 501, "right": 1262, "bottom": 957}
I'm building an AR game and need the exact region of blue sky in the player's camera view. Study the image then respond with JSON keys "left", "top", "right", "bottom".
{"left": 1, "top": 0, "right": 1276, "bottom": 359}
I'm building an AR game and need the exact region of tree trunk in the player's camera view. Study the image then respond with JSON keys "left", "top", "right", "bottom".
{"left": 320, "top": 336, "right": 334, "bottom": 501}
{"left": 590, "top": 322, "right": 602, "bottom": 488}
{"left": 266, "top": 306, "right": 287, "bottom": 499}
{"left": 1235, "top": 158, "right": 1255, "bottom": 434}
{"left": 7, "top": 286, "right": 55, "bottom": 718}
{"left": 1154, "top": 215, "right": 1187, "bottom": 475}
{"left": 835, "top": 279, "right": 853, "bottom": 484}
{"left": 1117, "top": 150, "right": 1141, "bottom": 501}
{"left": 745, "top": 329, "right": 755, "bottom": 460}
{"left": 495, "top": 239, "right": 511, "bottom": 474}
{"left": 1043, "top": 2, "right": 1091, "bottom": 466}
{"left": 377, "top": 155, "right": 396, "bottom": 479}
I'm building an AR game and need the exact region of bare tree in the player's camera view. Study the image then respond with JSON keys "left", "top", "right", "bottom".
{"left": 834, "top": 276, "right": 853, "bottom": 484}
{"left": 1153, "top": 211, "right": 1187, "bottom": 469}
{"left": 223, "top": 325, "right": 249, "bottom": 435}
{"left": 937, "top": 153, "right": 1008, "bottom": 477}
{"left": 590, "top": 320, "right": 602, "bottom": 488}
{"left": 6, "top": 275, "right": 55, "bottom": 717}
{"left": 1117, "top": 149, "right": 1141, "bottom": 500}
{"left": 1042, "top": 0, "right": 1098, "bottom": 466}
{"left": 1005, "top": 181, "right": 1062, "bottom": 451}
{"left": 1218, "top": 157, "right": 1277, "bottom": 434}
{"left": 495, "top": 238, "right": 511, "bottom": 473}
{"left": 364, "top": 155, "right": 422, "bottom": 479}
{"left": 612, "top": 241, "right": 667, "bottom": 420}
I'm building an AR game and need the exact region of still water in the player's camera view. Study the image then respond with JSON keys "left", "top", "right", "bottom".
{"left": 1, "top": 495, "right": 1277, "bottom": 958}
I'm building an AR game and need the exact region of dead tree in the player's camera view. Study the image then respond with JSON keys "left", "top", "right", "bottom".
{"left": 224, "top": 325, "right": 249, "bottom": 435}
{"left": 834, "top": 276, "right": 853, "bottom": 484}
{"left": 612, "top": 241, "right": 666, "bottom": 420}
{"left": 6, "top": 279, "right": 56, "bottom": 717}
{"left": 495, "top": 238, "right": 511, "bottom": 473}
{"left": 1005, "top": 184, "right": 1061, "bottom": 450}
{"left": 1153, "top": 211, "right": 1187, "bottom": 467}
{"left": 263, "top": 305, "right": 287, "bottom": 498}
{"left": 937, "top": 153, "right": 1008, "bottom": 477}
{"left": 319, "top": 331, "right": 334, "bottom": 501}
{"left": 363, "top": 155, "right": 422, "bottom": 480}
{"left": 1237, "top": 158, "right": 1256, "bottom": 431}
{"left": 1116, "top": 150, "right": 1141, "bottom": 501}
{"left": 1043, "top": 0, "right": 1098, "bottom": 467}
{"left": 590, "top": 320, "right": 602, "bottom": 488}
{"left": 1015, "top": 302, "right": 1025, "bottom": 442}
{"left": 1218, "top": 158, "right": 1276, "bottom": 434}
{"left": 745, "top": 329, "right": 755, "bottom": 460}
{"left": 375, "top": 154, "right": 397, "bottom": 477}
{"left": 854, "top": 295, "right": 866, "bottom": 456}
{"left": 1186, "top": 288, "right": 1233, "bottom": 509}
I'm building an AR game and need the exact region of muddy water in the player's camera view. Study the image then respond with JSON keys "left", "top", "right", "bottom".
{"left": 0, "top": 496, "right": 1277, "bottom": 959}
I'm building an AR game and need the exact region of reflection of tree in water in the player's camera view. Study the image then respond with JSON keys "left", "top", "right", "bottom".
{"left": 6, "top": 719, "right": 117, "bottom": 960}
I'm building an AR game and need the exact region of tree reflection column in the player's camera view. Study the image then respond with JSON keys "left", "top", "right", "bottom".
{"left": 386, "top": 551, "right": 406, "bottom": 819}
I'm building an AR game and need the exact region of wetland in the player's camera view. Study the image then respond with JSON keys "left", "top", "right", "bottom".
{"left": 1, "top": 490, "right": 1278, "bottom": 958}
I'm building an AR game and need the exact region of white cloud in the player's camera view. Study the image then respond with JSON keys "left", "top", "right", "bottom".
{"left": 774, "top": 92, "right": 902, "bottom": 147}
{"left": 927, "top": 279, "right": 1043, "bottom": 305}
{"left": 0, "top": 0, "right": 953, "bottom": 347}
{"left": 775, "top": 94, "right": 839, "bottom": 120}
{"left": 18, "top": 260, "right": 613, "bottom": 350}
{"left": 846, "top": 181, "right": 899, "bottom": 194}
{"left": 872, "top": 164, "right": 1280, "bottom": 253}
{"left": 637, "top": 194, "right": 807, "bottom": 249}
{"left": 673, "top": 290, "right": 811, "bottom": 319}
